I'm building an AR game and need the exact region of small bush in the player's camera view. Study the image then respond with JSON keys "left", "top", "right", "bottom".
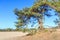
{"left": 27, "top": 29, "right": 37, "bottom": 36}
{"left": 44, "top": 29, "right": 48, "bottom": 32}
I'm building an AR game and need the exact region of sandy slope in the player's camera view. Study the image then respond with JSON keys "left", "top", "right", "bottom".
{"left": 1, "top": 29, "right": 60, "bottom": 40}
{"left": 7, "top": 29, "right": 60, "bottom": 40}
{"left": 14, "top": 32, "right": 60, "bottom": 40}
{"left": 0, "top": 32, "right": 28, "bottom": 40}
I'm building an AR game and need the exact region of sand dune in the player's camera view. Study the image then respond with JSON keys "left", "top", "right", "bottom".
{"left": 7, "top": 29, "right": 60, "bottom": 40}
{"left": 1, "top": 29, "right": 60, "bottom": 40}
{"left": 0, "top": 32, "right": 28, "bottom": 40}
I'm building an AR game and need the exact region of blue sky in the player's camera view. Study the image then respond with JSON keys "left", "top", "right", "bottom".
{"left": 0, "top": 0, "right": 58, "bottom": 29}
{"left": 0, "top": 0, "right": 35, "bottom": 29}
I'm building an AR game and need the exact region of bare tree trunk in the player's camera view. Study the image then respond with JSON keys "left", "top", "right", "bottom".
{"left": 38, "top": 18, "right": 44, "bottom": 30}
{"left": 38, "top": 8, "right": 44, "bottom": 31}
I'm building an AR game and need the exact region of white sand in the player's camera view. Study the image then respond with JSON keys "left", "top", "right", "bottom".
{"left": 0, "top": 32, "right": 28, "bottom": 40}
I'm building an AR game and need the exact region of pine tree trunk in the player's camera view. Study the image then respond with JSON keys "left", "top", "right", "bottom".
{"left": 38, "top": 9, "right": 44, "bottom": 30}
{"left": 38, "top": 18, "right": 44, "bottom": 30}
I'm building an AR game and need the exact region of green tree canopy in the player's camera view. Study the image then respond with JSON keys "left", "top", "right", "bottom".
{"left": 14, "top": 0, "right": 60, "bottom": 30}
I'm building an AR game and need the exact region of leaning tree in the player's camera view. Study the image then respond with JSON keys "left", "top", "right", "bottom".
{"left": 14, "top": 0, "right": 60, "bottom": 30}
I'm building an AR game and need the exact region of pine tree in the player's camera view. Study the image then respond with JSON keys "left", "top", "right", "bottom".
{"left": 14, "top": 0, "right": 60, "bottom": 30}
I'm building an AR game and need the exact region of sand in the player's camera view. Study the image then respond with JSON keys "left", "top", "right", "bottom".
{"left": 1, "top": 29, "right": 60, "bottom": 40}
{"left": 0, "top": 32, "right": 28, "bottom": 40}
{"left": 7, "top": 29, "right": 60, "bottom": 40}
